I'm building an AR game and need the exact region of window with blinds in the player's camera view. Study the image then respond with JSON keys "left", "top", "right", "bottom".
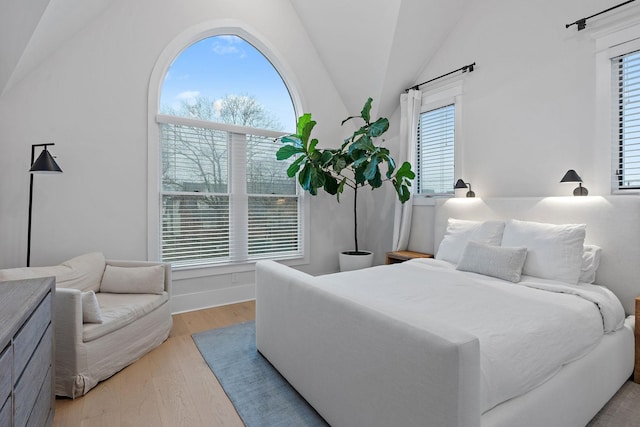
{"left": 160, "top": 119, "right": 301, "bottom": 267}
{"left": 614, "top": 49, "right": 640, "bottom": 190}
{"left": 416, "top": 104, "right": 455, "bottom": 195}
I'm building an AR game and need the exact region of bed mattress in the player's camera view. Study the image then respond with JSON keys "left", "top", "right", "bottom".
{"left": 314, "top": 258, "right": 626, "bottom": 413}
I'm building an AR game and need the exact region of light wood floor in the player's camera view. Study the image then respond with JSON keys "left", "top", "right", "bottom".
{"left": 53, "top": 301, "right": 256, "bottom": 427}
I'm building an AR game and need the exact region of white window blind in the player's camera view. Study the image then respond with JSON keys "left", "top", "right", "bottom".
{"left": 416, "top": 104, "right": 455, "bottom": 195}
{"left": 159, "top": 117, "right": 301, "bottom": 267}
{"left": 614, "top": 49, "right": 640, "bottom": 190}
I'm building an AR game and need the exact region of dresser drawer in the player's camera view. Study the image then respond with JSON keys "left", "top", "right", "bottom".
{"left": 0, "top": 395, "right": 11, "bottom": 427}
{"left": 0, "top": 345, "right": 12, "bottom": 406}
{"left": 25, "top": 367, "right": 52, "bottom": 427}
{"left": 13, "top": 292, "right": 51, "bottom": 379}
{"left": 14, "top": 325, "right": 52, "bottom": 427}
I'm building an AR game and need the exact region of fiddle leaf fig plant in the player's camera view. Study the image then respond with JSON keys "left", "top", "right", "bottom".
{"left": 276, "top": 97, "right": 415, "bottom": 253}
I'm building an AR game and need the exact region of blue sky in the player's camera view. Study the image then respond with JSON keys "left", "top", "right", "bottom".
{"left": 160, "top": 35, "right": 296, "bottom": 131}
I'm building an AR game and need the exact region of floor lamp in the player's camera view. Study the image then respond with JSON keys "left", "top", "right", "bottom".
{"left": 28, "top": 143, "right": 63, "bottom": 267}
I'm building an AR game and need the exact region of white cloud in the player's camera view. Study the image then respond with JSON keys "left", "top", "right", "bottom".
{"left": 211, "top": 36, "right": 246, "bottom": 57}
{"left": 176, "top": 90, "right": 200, "bottom": 105}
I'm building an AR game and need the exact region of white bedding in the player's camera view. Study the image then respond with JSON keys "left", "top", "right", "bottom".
{"left": 314, "top": 258, "right": 626, "bottom": 413}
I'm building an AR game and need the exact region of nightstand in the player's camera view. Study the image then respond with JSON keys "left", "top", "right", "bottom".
{"left": 386, "top": 250, "right": 433, "bottom": 264}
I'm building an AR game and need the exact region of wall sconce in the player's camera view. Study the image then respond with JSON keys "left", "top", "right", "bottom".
{"left": 28, "top": 143, "right": 63, "bottom": 266}
{"left": 454, "top": 179, "right": 475, "bottom": 198}
{"left": 560, "top": 169, "right": 588, "bottom": 196}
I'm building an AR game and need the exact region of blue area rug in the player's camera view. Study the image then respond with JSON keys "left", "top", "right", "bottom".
{"left": 192, "top": 321, "right": 329, "bottom": 427}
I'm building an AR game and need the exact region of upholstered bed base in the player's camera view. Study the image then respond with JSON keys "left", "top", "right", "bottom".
{"left": 256, "top": 260, "right": 634, "bottom": 427}
{"left": 482, "top": 317, "right": 634, "bottom": 427}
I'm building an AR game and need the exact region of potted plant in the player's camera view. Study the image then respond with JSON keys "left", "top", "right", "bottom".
{"left": 276, "top": 98, "right": 415, "bottom": 271}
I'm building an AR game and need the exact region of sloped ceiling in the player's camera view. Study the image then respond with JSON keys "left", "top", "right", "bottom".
{"left": 0, "top": 0, "right": 111, "bottom": 97}
{"left": 288, "top": 0, "right": 471, "bottom": 118}
{"left": 1, "top": 0, "right": 470, "bottom": 118}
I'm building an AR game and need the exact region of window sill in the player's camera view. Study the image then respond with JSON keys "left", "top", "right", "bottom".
{"left": 412, "top": 195, "right": 452, "bottom": 206}
{"left": 171, "top": 254, "right": 308, "bottom": 280}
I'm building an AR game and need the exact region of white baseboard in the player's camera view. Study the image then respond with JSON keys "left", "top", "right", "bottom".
{"left": 170, "top": 283, "right": 255, "bottom": 314}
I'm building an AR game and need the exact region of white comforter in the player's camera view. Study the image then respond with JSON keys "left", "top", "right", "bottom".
{"left": 314, "top": 259, "right": 626, "bottom": 413}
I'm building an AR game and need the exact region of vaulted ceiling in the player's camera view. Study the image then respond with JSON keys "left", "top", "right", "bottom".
{"left": 1, "top": 0, "right": 470, "bottom": 118}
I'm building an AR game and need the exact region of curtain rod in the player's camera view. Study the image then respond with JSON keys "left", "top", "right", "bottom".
{"left": 566, "top": 0, "right": 635, "bottom": 30}
{"left": 405, "top": 62, "right": 476, "bottom": 92}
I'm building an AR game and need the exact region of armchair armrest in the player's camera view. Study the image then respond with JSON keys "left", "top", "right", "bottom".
{"left": 105, "top": 260, "right": 172, "bottom": 295}
{"left": 54, "top": 288, "right": 83, "bottom": 379}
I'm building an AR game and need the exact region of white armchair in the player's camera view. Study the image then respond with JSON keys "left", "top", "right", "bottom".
{"left": 0, "top": 253, "right": 172, "bottom": 398}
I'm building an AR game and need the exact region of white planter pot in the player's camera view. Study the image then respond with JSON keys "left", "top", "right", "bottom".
{"left": 339, "top": 251, "right": 374, "bottom": 272}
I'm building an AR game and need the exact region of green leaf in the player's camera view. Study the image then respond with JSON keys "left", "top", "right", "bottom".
{"left": 276, "top": 145, "right": 303, "bottom": 160}
{"left": 296, "top": 113, "right": 313, "bottom": 136}
{"left": 363, "top": 156, "right": 379, "bottom": 180}
{"left": 301, "top": 119, "right": 317, "bottom": 150}
{"left": 286, "top": 156, "right": 305, "bottom": 177}
{"left": 309, "top": 138, "right": 319, "bottom": 152}
{"left": 323, "top": 172, "right": 339, "bottom": 195}
{"left": 398, "top": 184, "right": 411, "bottom": 203}
{"left": 332, "top": 155, "right": 347, "bottom": 173}
{"left": 361, "top": 97, "right": 373, "bottom": 123}
{"left": 368, "top": 117, "right": 389, "bottom": 137}
{"left": 354, "top": 165, "right": 367, "bottom": 185}
{"left": 320, "top": 150, "right": 334, "bottom": 167}
{"left": 299, "top": 163, "right": 314, "bottom": 193}
{"left": 369, "top": 168, "right": 382, "bottom": 188}
{"left": 396, "top": 161, "right": 416, "bottom": 180}
{"left": 310, "top": 167, "right": 325, "bottom": 190}
{"left": 385, "top": 155, "right": 396, "bottom": 179}
{"left": 280, "top": 135, "right": 302, "bottom": 147}
{"left": 348, "top": 135, "right": 375, "bottom": 156}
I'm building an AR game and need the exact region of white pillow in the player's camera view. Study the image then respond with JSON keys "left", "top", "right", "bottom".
{"left": 436, "top": 218, "right": 506, "bottom": 264}
{"left": 100, "top": 265, "right": 165, "bottom": 294}
{"left": 82, "top": 291, "right": 103, "bottom": 324}
{"left": 457, "top": 241, "right": 528, "bottom": 283}
{"left": 579, "top": 245, "right": 602, "bottom": 284}
{"left": 501, "top": 219, "right": 586, "bottom": 284}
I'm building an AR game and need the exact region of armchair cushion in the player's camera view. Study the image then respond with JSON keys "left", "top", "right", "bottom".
{"left": 83, "top": 292, "right": 169, "bottom": 342}
{"left": 100, "top": 264, "right": 165, "bottom": 294}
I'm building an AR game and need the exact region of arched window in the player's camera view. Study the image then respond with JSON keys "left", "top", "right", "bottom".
{"left": 156, "top": 34, "right": 301, "bottom": 267}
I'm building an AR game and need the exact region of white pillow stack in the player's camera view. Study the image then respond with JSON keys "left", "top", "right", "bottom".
{"left": 437, "top": 217, "right": 593, "bottom": 285}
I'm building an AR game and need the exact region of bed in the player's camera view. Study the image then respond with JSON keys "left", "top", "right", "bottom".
{"left": 255, "top": 196, "right": 639, "bottom": 427}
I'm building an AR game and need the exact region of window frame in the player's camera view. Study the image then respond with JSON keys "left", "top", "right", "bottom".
{"left": 593, "top": 17, "right": 640, "bottom": 194}
{"left": 147, "top": 25, "right": 309, "bottom": 277}
{"left": 413, "top": 81, "right": 464, "bottom": 205}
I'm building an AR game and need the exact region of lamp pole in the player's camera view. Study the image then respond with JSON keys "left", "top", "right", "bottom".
{"left": 28, "top": 143, "right": 62, "bottom": 267}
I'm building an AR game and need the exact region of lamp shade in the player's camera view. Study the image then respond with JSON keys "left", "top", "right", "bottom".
{"left": 560, "top": 169, "right": 582, "bottom": 183}
{"left": 30, "top": 148, "right": 62, "bottom": 173}
{"left": 454, "top": 179, "right": 468, "bottom": 189}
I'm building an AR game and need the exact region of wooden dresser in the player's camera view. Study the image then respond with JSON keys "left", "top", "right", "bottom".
{"left": 0, "top": 277, "right": 55, "bottom": 427}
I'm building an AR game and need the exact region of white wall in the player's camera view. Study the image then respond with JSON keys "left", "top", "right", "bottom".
{"left": 0, "top": 0, "right": 355, "bottom": 312}
{"left": 3, "top": 0, "right": 637, "bottom": 311}
{"left": 365, "top": 0, "right": 640, "bottom": 258}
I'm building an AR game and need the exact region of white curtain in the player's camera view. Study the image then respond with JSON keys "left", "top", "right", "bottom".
{"left": 392, "top": 89, "right": 422, "bottom": 251}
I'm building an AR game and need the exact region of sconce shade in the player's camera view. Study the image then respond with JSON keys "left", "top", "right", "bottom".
{"left": 560, "top": 169, "right": 582, "bottom": 183}
{"left": 454, "top": 178, "right": 475, "bottom": 197}
{"left": 454, "top": 179, "right": 468, "bottom": 189}
{"left": 560, "top": 169, "right": 588, "bottom": 196}
{"left": 30, "top": 148, "right": 62, "bottom": 173}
